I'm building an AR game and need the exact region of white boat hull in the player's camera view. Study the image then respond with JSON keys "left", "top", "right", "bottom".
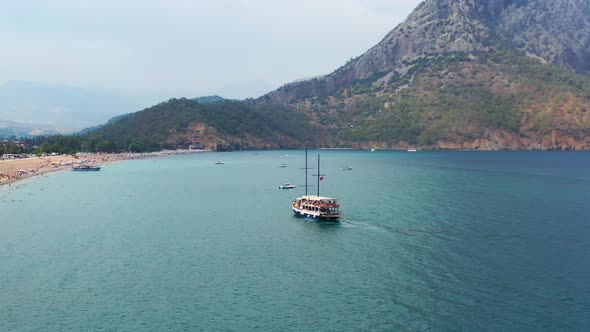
{"left": 293, "top": 208, "right": 340, "bottom": 220}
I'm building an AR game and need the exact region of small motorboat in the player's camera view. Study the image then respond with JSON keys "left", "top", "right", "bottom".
{"left": 278, "top": 163, "right": 287, "bottom": 168}
{"left": 279, "top": 183, "right": 296, "bottom": 189}
{"left": 340, "top": 166, "right": 352, "bottom": 171}
{"left": 214, "top": 161, "right": 225, "bottom": 165}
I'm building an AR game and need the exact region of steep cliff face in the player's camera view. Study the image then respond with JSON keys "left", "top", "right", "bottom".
{"left": 260, "top": 0, "right": 590, "bottom": 104}
{"left": 496, "top": 0, "right": 590, "bottom": 73}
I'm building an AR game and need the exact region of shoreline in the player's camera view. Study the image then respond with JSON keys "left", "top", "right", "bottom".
{"left": 0, "top": 149, "right": 208, "bottom": 188}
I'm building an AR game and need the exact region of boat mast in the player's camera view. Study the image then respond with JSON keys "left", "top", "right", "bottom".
{"left": 301, "top": 148, "right": 315, "bottom": 195}
{"left": 317, "top": 154, "right": 320, "bottom": 197}
{"left": 305, "top": 149, "right": 308, "bottom": 196}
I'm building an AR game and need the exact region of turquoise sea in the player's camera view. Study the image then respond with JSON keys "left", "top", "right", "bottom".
{"left": 1, "top": 150, "right": 589, "bottom": 331}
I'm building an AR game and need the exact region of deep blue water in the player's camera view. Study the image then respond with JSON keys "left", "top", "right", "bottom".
{"left": 1, "top": 150, "right": 589, "bottom": 331}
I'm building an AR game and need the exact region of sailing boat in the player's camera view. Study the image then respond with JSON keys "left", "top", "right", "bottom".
{"left": 291, "top": 149, "right": 341, "bottom": 221}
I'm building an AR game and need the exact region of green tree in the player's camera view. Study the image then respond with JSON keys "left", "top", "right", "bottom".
{"left": 96, "top": 140, "right": 114, "bottom": 152}
{"left": 127, "top": 142, "right": 142, "bottom": 152}
{"left": 39, "top": 142, "right": 52, "bottom": 154}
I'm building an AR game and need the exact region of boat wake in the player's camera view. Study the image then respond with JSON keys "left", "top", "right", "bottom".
{"left": 338, "top": 219, "right": 382, "bottom": 230}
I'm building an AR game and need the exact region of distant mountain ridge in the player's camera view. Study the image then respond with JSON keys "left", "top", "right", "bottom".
{"left": 0, "top": 81, "right": 132, "bottom": 132}
{"left": 0, "top": 120, "right": 58, "bottom": 138}
{"left": 0, "top": 80, "right": 192, "bottom": 134}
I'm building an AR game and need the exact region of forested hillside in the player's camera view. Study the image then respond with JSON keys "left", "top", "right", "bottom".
{"left": 85, "top": 98, "right": 324, "bottom": 151}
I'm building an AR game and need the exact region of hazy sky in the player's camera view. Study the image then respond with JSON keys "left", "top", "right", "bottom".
{"left": 0, "top": 0, "right": 423, "bottom": 99}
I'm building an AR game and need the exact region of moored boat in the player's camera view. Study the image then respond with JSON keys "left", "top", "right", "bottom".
{"left": 72, "top": 164, "right": 101, "bottom": 171}
{"left": 279, "top": 183, "right": 296, "bottom": 189}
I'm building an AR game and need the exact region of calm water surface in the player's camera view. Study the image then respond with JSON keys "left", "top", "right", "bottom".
{"left": 1, "top": 151, "right": 589, "bottom": 331}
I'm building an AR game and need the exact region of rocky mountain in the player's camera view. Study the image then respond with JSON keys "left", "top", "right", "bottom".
{"left": 257, "top": 0, "right": 590, "bottom": 150}
{"left": 263, "top": 0, "right": 590, "bottom": 103}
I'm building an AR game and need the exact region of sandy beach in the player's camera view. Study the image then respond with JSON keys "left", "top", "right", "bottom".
{"left": 0, "top": 150, "right": 205, "bottom": 188}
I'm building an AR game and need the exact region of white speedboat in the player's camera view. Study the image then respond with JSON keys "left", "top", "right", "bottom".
{"left": 340, "top": 166, "right": 352, "bottom": 171}
{"left": 278, "top": 163, "right": 287, "bottom": 168}
{"left": 279, "top": 183, "right": 296, "bottom": 189}
{"left": 214, "top": 161, "right": 225, "bottom": 165}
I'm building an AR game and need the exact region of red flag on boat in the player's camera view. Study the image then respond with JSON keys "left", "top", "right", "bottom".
{"left": 320, "top": 176, "right": 324, "bottom": 181}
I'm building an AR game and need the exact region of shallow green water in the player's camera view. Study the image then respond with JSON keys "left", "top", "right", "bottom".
{"left": 1, "top": 150, "right": 589, "bottom": 331}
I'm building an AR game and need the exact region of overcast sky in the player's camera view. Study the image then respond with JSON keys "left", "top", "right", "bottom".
{"left": 0, "top": 0, "right": 423, "bottom": 99}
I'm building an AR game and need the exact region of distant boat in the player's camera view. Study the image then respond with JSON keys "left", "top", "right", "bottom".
{"left": 214, "top": 161, "right": 225, "bottom": 165}
{"left": 278, "top": 163, "right": 287, "bottom": 168}
{"left": 340, "top": 166, "right": 352, "bottom": 171}
{"left": 292, "top": 149, "right": 340, "bottom": 221}
{"left": 279, "top": 183, "right": 296, "bottom": 189}
{"left": 407, "top": 149, "right": 417, "bottom": 152}
{"left": 370, "top": 148, "right": 376, "bottom": 152}
{"left": 72, "top": 164, "right": 101, "bottom": 171}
